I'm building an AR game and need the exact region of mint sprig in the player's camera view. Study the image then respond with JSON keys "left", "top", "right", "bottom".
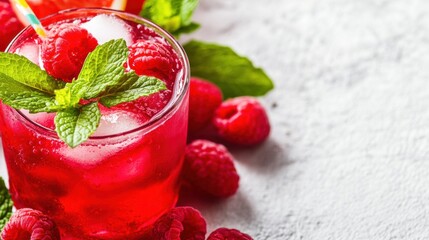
{"left": 141, "top": 0, "right": 200, "bottom": 37}
{"left": 184, "top": 40, "right": 274, "bottom": 98}
{"left": 0, "top": 177, "right": 12, "bottom": 232}
{"left": 0, "top": 39, "right": 166, "bottom": 148}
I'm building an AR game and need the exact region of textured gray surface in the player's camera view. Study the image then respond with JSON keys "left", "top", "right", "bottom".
{"left": 183, "top": 0, "right": 429, "bottom": 239}
{"left": 2, "top": 0, "right": 429, "bottom": 239}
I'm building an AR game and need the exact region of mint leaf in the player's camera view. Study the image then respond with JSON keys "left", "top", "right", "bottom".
{"left": 184, "top": 40, "right": 274, "bottom": 98}
{"left": 0, "top": 177, "right": 12, "bottom": 232}
{"left": 80, "top": 39, "right": 128, "bottom": 99}
{"left": 0, "top": 52, "right": 64, "bottom": 94}
{"left": 141, "top": 0, "right": 199, "bottom": 37}
{"left": 174, "top": 22, "right": 200, "bottom": 35}
{"left": 99, "top": 72, "right": 166, "bottom": 107}
{"left": 55, "top": 102, "right": 101, "bottom": 148}
{"left": 55, "top": 39, "right": 128, "bottom": 108}
{"left": 0, "top": 73, "right": 59, "bottom": 113}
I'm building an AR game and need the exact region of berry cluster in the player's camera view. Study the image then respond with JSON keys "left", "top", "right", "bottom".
{"left": 178, "top": 77, "right": 271, "bottom": 239}
{"left": 184, "top": 77, "right": 270, "bottom": 197}
{"left": 188, "top": 77, "right": 271, "bottom": 146}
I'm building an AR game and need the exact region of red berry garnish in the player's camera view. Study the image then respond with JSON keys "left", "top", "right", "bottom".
{"left": 41, "top": 24, "right": 98, "bottom": 82}
{"left": 0, "top": 1, "right": 24, "bottom": 51}
{"left": 188, "top": 77, "right": 223, "bottom": 135}
{"left": 152, "top": 206, "right": 207, "bottom": 240}
{"left": 127, "top": 40, "right": 181, "bottom": 86}
{"left": 207, "top": 228, "right": 253, "bottom": 240}
{"left": 184, "top": 140, "right": 239, "bottom": 198}
{"left": 213, "top": 97, "right": 270, "bottom": 146}
{"left": 1, "top": 208, "right": 60, "bottom": 240}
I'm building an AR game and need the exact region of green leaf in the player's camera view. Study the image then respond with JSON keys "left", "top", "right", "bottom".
{"left": 0, "top": 52, "right": 64, "bottom": 94}
{"left": 174, "top": 22, "right": 200, "bottom": 35}
{"left": 141, "top": 0, "right": 199, "bottom": 37}
{"left": 54, "top": 102, "right": 101, "bottom": 148}
{"left": 0, "top": 177, "right": 12, "bottom": 232}
{"left": 99, "top": 72, "right": 167, "bottom": 107}
{"left": 80, "top": 39, "right": 128, "bottom": 99}
{"left": 55, "top": 39, "right": 128, "bottom": 108}
{"left": 0, "top": 73, "right": 59, "bottom": 113}
{"left": 184, "top": 40, "right": 274, "bottom": 98}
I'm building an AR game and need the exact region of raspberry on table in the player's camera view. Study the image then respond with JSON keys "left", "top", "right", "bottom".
{"left": 41, "top": 24, "right": 98, "bottom": 82}
{"left": 207, "top": 228, "right": 253, "bottom": 240}
{"left": 1, "top": 208, "right": 60, "bottom": 240}
{"left": 188, "top": 77, "right": 223, "bottom": 136}
{"left": 0, "top": 1, "right": 24, "bottom": 51}
{"left": 183, "top": 140, "right": 239, "bottom": 198}
{"left": 152, "top": 206, "right": 207, "bottom": 240}
{"left": 213, "top": 97, "right": 270, "bottom": 146}
{"left": 127, "top": 39, "right": 181, "bottom": 86}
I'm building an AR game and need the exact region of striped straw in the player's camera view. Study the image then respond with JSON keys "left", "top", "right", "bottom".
{"left": 11, "top": 0, "right": 47, "bottom": 38}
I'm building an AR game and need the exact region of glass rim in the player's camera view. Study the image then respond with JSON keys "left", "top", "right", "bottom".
{"left": 6, "top": 7, "right": 190, "bottom": 140}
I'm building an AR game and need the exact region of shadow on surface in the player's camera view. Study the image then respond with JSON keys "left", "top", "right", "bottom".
{"left": 229, "top": 138, "right": 293, "bottom": 175}
{"left": 177, "top": 185, "right": 255, "bottom": 224}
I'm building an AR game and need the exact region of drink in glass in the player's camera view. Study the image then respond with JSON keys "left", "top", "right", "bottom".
{"left": 0, "top": 8, "right": 189, "bottom": 239}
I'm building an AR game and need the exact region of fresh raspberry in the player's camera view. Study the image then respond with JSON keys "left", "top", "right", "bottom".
{"left": 207, "top": 228, "right": 253, "bottom": 240}
{"left": 1, "top": 208, "right": 60, "bottom": 240}
{"left": 213, "top": 97, "right": 270, "bottom": 146}
{"left": 0, "top": 1, "right": 24, "bottom": 51}
{"left": 41, "top": 24, "right": 98, "bottom": 82}
{"left": 152, "top": 206, "right": 207, "bottom": 240}
{"left": 184, "top": 140, "right": 239, "bottom": 198}
{"left": 127, "top": 40, "right": 181, "bottom": 86}
{"left": 133, "top": 24, "right": 160, "bottom": 41}
{"left": 188, "top": 77, "right": 223, "bottom": 135}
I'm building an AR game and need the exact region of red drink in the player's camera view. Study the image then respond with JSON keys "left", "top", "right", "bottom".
{"left": 0, "top": 9, "right": 189, "bottom": 239}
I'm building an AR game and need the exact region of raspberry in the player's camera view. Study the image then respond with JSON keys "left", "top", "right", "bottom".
{"left": 127, "top": 40, "right": 181, "bottom": 86}
{"left": 152, "top": 207, "right": 207, "bottom": 240}
{"left": 213, "top": 97, "right": 270, "bottom": 146}
{"left": 0, "top": 1, "right": 24, "bottom": 51}
{"left": 1, "top": 208, "right": 60, "bottom": 240}
{"left": 133, "top": 24, "right": 160, "bottom": 41}
{"left": 184, "top": 140, "right": 239, "bottom": 198}
{"left": 188, "top": 77, "right": 223, "bottom": 135}
{"left": 41, "top": 24, "right": 98, "bottom": 82}
{"left": 207, "top": 228, "right": 253, "bottom": 240}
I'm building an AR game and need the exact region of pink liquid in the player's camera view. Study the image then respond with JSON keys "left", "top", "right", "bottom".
{"left": 0, "top": 9, "right": 189, "bottom": 239}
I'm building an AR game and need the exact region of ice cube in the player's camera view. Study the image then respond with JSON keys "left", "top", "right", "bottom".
{"left": 58, "top": 131, "right": 140, "bottom": 166}
{"left": 15, "top": 42, "right": 39, "bottom": 64}
{"left": 81, "top": 14, "right": 133, "bottom": 46}
{"left": 93, "top": 110, "right": 145, "bottom": 136}
{"left": 58, "top": 144, "right": 115, "bottom": 166}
